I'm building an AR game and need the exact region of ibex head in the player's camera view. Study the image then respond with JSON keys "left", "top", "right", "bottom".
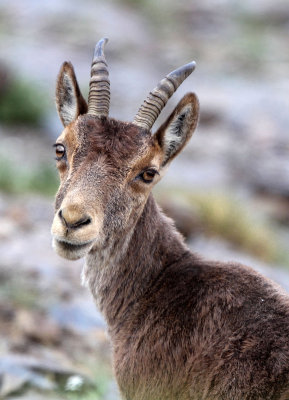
{"left": 51, "top": 38, "right": 199, "bottom": 260}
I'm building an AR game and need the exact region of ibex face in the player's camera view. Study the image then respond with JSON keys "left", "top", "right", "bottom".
{"left": 51, "top": 39, "right": 199, "bottom": 261}
{"left": 51, "top": 116, "right": 162, "bottom": 261}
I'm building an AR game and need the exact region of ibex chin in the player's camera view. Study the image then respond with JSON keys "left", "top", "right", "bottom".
{"left": 51, "top": 38, "right": 289, "bottom": 399}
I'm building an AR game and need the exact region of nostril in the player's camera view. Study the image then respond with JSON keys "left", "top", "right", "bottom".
{"left": 58, "top": 209, "right": 63, "bottom": 220}
{"left": 73, "top": 216, "right": 91, "bottom": 228}
{"left": 58, "top": 208, "right": 92, "bottom": 230}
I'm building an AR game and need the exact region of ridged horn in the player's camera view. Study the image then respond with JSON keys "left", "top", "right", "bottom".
{"left": 133, "top": 61, "right": 196, "bottom": 130}
{"left": 87, "top": 38, "right": 110, "bottom": 117}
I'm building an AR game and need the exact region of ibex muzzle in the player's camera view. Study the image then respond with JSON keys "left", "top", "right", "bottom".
{"left": 51, "top": 39, "right": 289, "bottom": 400}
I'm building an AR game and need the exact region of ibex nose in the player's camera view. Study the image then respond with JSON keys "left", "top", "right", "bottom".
{"left": 58, "top": 206, "right": 92, "bottom": 230}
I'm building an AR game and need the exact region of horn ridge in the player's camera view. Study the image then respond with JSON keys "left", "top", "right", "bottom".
{"left": 87, "top": 38, "right": 110, "bottom": 117}
{"left": 133, "top": 61, "right": 196, "bottom": 130}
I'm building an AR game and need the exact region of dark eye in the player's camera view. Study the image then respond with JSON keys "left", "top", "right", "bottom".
{"left": 139, "top": 168, "right": 159, "bottom": 184}
{"left": 54, "top": 143, "right": 66, "bottom": 160}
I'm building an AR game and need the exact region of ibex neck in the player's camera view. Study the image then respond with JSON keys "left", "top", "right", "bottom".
{"left": 83, "top": 194, "right": 188, "bottom": 330}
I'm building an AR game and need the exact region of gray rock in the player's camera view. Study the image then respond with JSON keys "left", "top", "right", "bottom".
{"left": 49, "top": 298, "right": 105, "bottom": 333}
{"left": 0, "top": 353, "right": 94, "bottom": 397}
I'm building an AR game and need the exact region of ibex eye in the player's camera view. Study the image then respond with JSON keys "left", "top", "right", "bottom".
{"left": 54, "top": 143, "right": 66, "bottom": 160}
{"left": 139, "top": 168, "right": 159, "bottom": 184}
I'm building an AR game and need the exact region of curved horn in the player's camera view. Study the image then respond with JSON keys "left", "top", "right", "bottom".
{"left": 87, "top": 38, "right": 110, "bottom": 117}
{"left": 133, "top": 61, "right": 196, "bottom": 130}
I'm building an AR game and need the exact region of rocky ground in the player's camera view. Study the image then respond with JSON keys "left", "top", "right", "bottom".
{"left": 0, "top": 0, "right": 288, "bottom": 398}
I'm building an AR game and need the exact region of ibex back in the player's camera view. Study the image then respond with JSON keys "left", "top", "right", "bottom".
{"left": 51, "top": 38, "right": 289, "bottom": 399}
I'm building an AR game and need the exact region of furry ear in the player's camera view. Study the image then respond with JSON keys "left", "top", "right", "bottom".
{"left": 154, "top": 93, "right": 199, "bottom": 166}
{"left": 55, "top": 62, "right": 88, "bottom": 127}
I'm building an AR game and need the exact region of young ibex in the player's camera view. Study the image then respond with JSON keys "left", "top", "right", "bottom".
{"left": 51, "top": 38, "right": 289, "bottom": 399}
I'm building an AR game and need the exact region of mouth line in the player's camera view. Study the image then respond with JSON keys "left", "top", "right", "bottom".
{"left": 55, "top": 238, "right": 94, "bottom": 252}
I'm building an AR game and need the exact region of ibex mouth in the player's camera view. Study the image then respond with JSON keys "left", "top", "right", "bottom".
{"left": 58, "top": 240, "right": 91, "bottom": 251}
{"left": 52, "top": 238, "right": 94, "bottom": 260}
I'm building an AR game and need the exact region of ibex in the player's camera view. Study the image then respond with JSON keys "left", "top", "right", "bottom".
{"left": 51, "top": 38, "right": 289, "bottom": 399}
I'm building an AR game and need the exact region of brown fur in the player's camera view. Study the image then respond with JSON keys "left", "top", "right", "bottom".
{"left": 52, "top": 59, "right": 289, "bottom": 400}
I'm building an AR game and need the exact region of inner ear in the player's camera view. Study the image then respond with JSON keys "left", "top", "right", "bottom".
{"left": 154, "top": 93, "right": 199, "bottom": 166}
{"left": 56, "top": 62, "right": 88, "bottom": 127}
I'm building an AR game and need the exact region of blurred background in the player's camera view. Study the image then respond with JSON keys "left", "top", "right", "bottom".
{"left": 0, "top": 0, "right": 288, "bottom": 398}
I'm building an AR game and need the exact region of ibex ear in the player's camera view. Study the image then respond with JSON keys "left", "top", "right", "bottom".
{"left": 154, "top": 93, "right": 199, "bottom": 166}
{"left": 55, "top": 62, "right": 88, "bottom": 127}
